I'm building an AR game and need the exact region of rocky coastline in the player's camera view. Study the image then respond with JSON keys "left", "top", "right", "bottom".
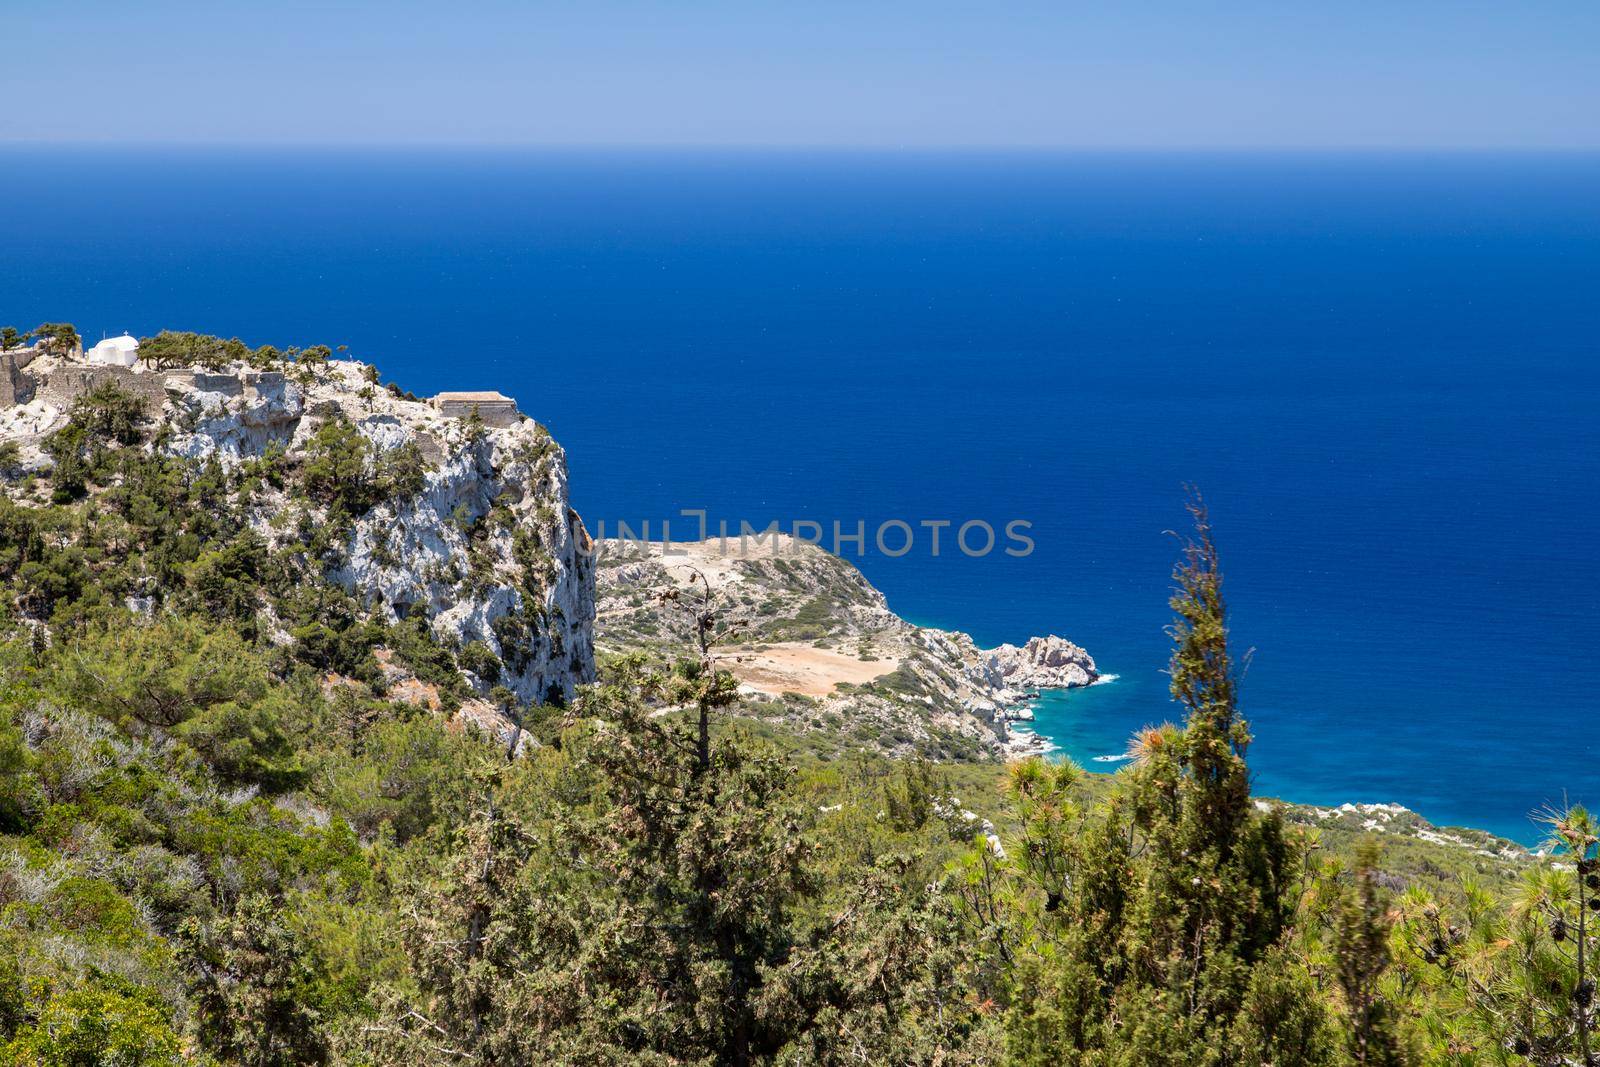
{"left": 1, "top": 334, "right": 1529, "bottom": 863}
{"left": 594, "top": 535, "right": 1101, "bottom": 760}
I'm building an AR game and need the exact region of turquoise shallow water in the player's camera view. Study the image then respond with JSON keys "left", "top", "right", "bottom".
{"left": 1021, "top": 685, "right": 1149, "bottom": 771}
{"left": 3, "top": 148, "right": 1598, "bottom": 844}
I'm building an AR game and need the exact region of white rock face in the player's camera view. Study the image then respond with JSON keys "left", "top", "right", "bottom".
{"left": 168, "top": 373, "right": 305, "bottom": 461}
{"left": 982, "top": 635, "right": 1099, "bottom": 691}
{"left": 0, "top": 352, "right": 596, "bottom": 706}
{"left": 160, "top": 360, "right": 596, "bottom": 703}
{"left": 333, "top": 423, "right": 596, "bottom": 705}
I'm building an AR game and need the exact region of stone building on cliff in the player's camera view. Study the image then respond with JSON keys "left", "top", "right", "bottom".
{"left": 433, "top": 390, "right": 521, "bottom": 428}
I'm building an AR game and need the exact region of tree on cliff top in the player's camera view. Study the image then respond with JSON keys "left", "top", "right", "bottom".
{"left": 137, "top": 330, "right": 251, "bottom": 370}
{"left": 30, "top": 322, "right": 78, "bottom": 355}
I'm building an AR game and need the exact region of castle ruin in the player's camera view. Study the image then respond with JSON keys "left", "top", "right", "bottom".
{"left": 432, "top": 390, "right": 521, "bottom": 428}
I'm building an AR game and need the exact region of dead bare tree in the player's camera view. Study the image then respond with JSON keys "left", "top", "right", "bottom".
{"left": 658, "top": 567, "right": 741, "bottom": 776}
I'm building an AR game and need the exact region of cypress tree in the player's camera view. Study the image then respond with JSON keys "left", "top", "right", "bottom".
{"left": 1004, "top": 493, "right": 1312, "bottom": 1064}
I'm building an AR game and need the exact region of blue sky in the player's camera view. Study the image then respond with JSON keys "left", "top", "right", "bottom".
{"left": 3, "top": 1, "right": 1596, "bottom": 148}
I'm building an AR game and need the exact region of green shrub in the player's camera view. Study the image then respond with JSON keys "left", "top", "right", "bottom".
{"left": 2, "top": 986, "right": 182, "bottom": 1066}
{"left": 69, "top": 382, "right": 148, "bottom": 446}
{"left": 174, "top": 690, "right": 307, "bottom": 792}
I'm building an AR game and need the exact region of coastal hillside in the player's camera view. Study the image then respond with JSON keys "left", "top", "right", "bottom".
{"left": 596, "top": 534, "right": 1098, "bottom": 759}
{"left": 0, "top": 326, "right": 1582, "bottom": 1065}
{"left": 594, "top": 535, "right": 1533, "bottom": 870}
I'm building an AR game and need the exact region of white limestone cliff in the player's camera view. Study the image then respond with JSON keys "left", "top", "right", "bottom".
{"left": 6, "top": 352, "right": 596, "bottom": 704}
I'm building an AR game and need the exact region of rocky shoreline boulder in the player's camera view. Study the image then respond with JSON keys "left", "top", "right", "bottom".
{"left": 983, "top": 635, "right": 1099, "bottom": 692}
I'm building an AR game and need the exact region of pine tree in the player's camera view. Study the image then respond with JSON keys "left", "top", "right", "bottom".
{"left": 1334, "top": 842, "right": 1405, "bottom": 1064}
{"left": 1397, "top": 806, "right": 1600, "bottom": 1062}
{"left": 346, "top": 769, "right": 542, "bottom": 1065}
{"left": 360, "top": 622, "right": 987, "bottom": 1064}
{"left": 521, "top": 640, "right": 828, "bottom": 1062}
{"left": 1133, "top": 493, "right": 1299, "bottom": 998}
{"left": 176, "top": 896, "right": 329, "bottom": 1066}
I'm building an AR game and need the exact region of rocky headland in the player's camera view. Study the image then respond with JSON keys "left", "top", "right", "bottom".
{"left": 983, "top": 635, "right": 1100, "bottom": 692}
{"left": 595, "top": 534, "right": 1098, "bottom": 759}
{"left": 1, "top": 341, "right": 595, "bottom": 742}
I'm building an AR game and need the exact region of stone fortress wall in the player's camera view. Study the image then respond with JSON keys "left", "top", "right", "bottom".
{"left": 4, "top": 345, "right": 521, "bottom": 446}
{"left": 33, "top": 365, "right": 290, "bottom": 410}
{"left": 1, "top": 347, "right": 295, "bottom": 429}
{"left": 37, "top": 365, "right": 174, "bottom": 409}
{"left": 0, "top": 350, "right": 35, "bottom": 408}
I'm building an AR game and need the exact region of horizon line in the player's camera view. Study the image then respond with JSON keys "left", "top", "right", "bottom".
{"left": 3, "top": 139, "right": 1599, "bottom": 155}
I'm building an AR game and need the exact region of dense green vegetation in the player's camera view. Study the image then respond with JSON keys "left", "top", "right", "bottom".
{"left": 0, "top": 369, "right": 1593, "bottom": 1064}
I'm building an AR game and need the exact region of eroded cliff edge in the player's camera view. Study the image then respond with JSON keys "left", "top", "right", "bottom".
{"left": 1, "top": 346, "right": 596, "bottom": 711}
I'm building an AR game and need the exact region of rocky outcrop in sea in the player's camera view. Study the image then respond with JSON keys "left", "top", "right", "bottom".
{"left": 982, "top": 635, "right": 1099, "bottom": 692}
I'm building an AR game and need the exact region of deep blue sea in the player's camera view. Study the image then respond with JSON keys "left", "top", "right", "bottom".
{"left": 3, "top": 148, "right": 1597, "bottom": 843}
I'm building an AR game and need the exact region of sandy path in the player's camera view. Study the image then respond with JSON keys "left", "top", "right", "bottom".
{"left": 722, "top": 642, "right": 900, "bottom": 697}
